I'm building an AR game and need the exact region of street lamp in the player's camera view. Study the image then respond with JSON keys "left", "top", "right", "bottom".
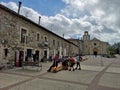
{"left": 0, "top": 39, "right": 5, "bottom": 60}
{"left": 67, "top": 44, "right": 70, "bottom": 56}
{"left": 23, "top": 34, "right": 27, "bottom": 61}
{"left": 77, "top": 38, "right": 81, "bottom": 70}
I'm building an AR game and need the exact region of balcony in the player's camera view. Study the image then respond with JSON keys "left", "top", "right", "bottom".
{"left": 44, "top": 41, "right": 48, "bottom": 47}
{"left": 38, "top": 41, "right": 48, "bottom": 48}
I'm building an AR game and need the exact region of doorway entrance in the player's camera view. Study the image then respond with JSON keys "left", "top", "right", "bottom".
{"left": 35, "top": 50, "right": 39, "bottom": 61}
{"left": 44, "top": 50, "right": 47, "bottom": 58}
{"left": 93, "top": 48, "right": 98, "bottom": 57}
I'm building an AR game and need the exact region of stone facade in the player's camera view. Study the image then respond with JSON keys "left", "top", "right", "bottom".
{"left": 68, "top": 31, "right": 110, "bottom": 55}
{"left": 0, "top": 4, "right": 78, "bottom": 64}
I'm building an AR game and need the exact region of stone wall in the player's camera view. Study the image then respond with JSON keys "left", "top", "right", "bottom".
{"left": 0, "top": 4, "right": 78, "bottom": 62}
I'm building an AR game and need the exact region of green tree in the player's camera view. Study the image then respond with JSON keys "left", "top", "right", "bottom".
{"left": 107, "top": 46, "right": 116, "bottom": 56}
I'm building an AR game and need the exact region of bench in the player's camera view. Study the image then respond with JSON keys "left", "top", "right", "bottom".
{"left": 0, "top": 61, "right": 14, "bottom": 70}
{"left": 22, "top": 61, "right": 42, "bottom": 71}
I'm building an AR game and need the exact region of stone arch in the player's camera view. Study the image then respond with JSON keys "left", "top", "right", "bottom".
{"left": 93, "top": 48, "right": 98, "bottom": 56}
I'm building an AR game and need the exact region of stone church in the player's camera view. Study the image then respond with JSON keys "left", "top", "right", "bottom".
{"left": 68, "top": 31, "right": 110, "bottom": 55}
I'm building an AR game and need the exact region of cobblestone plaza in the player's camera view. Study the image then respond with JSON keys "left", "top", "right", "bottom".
{"left": 0, "top": 55, "right": 120, "bottom": 90}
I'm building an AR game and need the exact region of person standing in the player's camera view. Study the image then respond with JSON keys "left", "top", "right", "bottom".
{"left": 54, "top": 54, "right": 59, "bottom": 67}
{"left": 75, "top": 55, "right": 81, "bottom": 70}
{"left": 69, "top": 56, "right": 75, "bottom": 71}
{"left": 33, "top": 53, "right": 36, "bottom": 62}
{"left": 49, "top": 55, "right": 53, "bottom": 62}
{"left": 47, "top": 54, "right": 59, "bottom": 72}
{"left": 62, "top": 57, "right": 69, "bottom": 70}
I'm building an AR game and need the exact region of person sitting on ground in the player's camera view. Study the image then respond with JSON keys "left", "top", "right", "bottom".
{"left": 62, "top": 57, "right": 69, "bottom": 70}
{"left": 49, "top": 55, "right": 53, "bottom": 62}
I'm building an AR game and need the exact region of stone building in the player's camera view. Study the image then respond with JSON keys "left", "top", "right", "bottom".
{"left": 0, "top": 4, "right": 78, "bottom": 65}
{"left": 68, "top": 31, "right": 110, "bottom": 55}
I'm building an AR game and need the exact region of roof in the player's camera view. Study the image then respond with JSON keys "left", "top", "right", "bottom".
{"left": 0, "top": 4, "right": 78, "bottom": 47}
{"left": 91, "top": 38, "right": 101, "bottom": 41}
{"left": 91, "top": 38, "right": 109, "bottom": 44}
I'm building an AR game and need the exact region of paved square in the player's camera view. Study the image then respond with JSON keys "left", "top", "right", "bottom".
{"left": 0, "top": 73, "right": 30, "bottom": 88}
{"left": 9, "top": 78, "right": 88, "bottom": 90}
{"left": 99, "top": 73, "right": 120, "bottom": 89}
{"left": 0, "top": 55, "right": 120, "bottom": 90}
{"left": 41, "top": 70, "right": 99, "bottom": 84}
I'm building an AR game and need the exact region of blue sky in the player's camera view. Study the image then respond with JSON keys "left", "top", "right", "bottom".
{"left": 0, "top": 0, "right": 66, "bottom": 16}
{"left": 0, "top": 0, "right": 120, "bottom": 45}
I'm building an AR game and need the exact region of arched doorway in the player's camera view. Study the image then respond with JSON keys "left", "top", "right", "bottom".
{"left": 93, "top": 48, "right": 98, "bottom": 57}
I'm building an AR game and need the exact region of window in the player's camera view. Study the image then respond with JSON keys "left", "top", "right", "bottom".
{"left": 36, "top": 33, "right": 40, "bottom": 41}
{"left": 21, "top": 29, "right": 27, "bottom": 43}
{"left": 58, "top": 41, "right": 59, "bottom": 47}
{"left": 94, "top": 43, "right": 96, "bottom": 45}
{"left": 53, "top": 40, "right": 55, "bottom": 45}
{"left": 44, "top": 36, "right": 48, "bottom": 47}
{"left": 44, "top": 37, "right": 47, "bottom": 41}
{"left": 4, "top": 48, "right": 8, "bottom": 57}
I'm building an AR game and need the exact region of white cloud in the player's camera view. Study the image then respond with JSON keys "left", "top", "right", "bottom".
{"left": 1, "top": 0, "right": 120, "bottom": 45}
{"left": 62, "top": 0, "right": 120, "bottom": 44}
{"left": 0, "top": 2, "right": 18, "bottom": 12}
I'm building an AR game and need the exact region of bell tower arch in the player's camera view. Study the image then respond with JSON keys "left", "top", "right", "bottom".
{"left": 83, "top": 31, "right": 90, "bottom": 41}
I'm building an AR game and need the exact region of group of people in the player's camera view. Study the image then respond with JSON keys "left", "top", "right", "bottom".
{"left": 47, "top": 54, "right": 82, "bottom": 72}
{"left": 62, "top": 56, "right": 81, "bottom": 71}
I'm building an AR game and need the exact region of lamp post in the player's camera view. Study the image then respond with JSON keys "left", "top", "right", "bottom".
{"left": 68, "top": 44, "right": 71, "bottom": 56}
{"left": 88, "top": 44, "right": 91, "bottom": 56}
{"left": 66, "top": 44, "right": 70, "bottom": 57}
{"left": 77, "top": 38, "right": 81, "bottom": 70}
{"left": 118, "top": 43, "right": 120, "bottom": 54}
{"left": 0, "top": 39, "right": 5, "bottom": 60}
{"left": 23, "top": 34, "right": 27, "bottom": 62}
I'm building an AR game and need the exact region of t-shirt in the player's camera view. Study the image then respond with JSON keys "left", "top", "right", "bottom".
{"left": 54, "top": 55, "right": 59, "bottom": 61}
{"left": 69, "top": 58, "right": 75, "bottom": 63}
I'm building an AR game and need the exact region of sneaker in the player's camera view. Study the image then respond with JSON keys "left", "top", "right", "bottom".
{"left": 47, "top": 70, "right": 50, "bottom": 72}
{"left": 73, "top": 69, "right": 75, "bottom": 71}
{"left": 78, "top": 68, "right": 81, "bottom": 70}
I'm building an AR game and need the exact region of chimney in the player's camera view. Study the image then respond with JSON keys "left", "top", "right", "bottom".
{"left": 38, "top": 16, "right": 41, "bottom": 25}
{"left": 18, "top": 1, "right": 22, "bottom": 14}
{"left": 63, "top": 34, "right": 64, "bottom": 38}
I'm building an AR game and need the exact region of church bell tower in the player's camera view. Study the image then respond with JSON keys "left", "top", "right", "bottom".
{"left": 83, "top": 31, "right": 90, "bottom": 41}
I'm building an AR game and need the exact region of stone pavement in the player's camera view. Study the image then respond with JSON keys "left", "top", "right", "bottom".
{"left": 0, "top": 55, "right": 120, "bottom": 90}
